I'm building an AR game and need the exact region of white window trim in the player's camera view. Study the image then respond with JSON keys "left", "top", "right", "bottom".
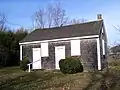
{"left": 41, "top": 42, "right": 49, "bottom": 57}
{"left": 70, "top": 39, "right": 81, "bottom": 56}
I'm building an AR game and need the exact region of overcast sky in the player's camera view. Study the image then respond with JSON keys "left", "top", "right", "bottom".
{"left": 0, "top": 0, "right": 120, "bottom": 46}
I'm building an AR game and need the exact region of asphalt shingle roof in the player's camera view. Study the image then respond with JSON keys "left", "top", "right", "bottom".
{"left": 20, "top": 20, "right": 103, "bottom": 43}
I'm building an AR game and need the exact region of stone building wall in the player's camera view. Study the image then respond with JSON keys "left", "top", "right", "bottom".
{"left": 80, "top": 39, "right": 97, "bottom": 71}
{"left": 22, "top": 41, "right": 71, "bottom": 69}
{"left": 22, "top": 44, "right": 40, "bottom": 62}
{"left": 41, "top": 41, "right": 71, "bottom": 69}
{"left": 22, "top": 38, "right": 99, "bottom": 71}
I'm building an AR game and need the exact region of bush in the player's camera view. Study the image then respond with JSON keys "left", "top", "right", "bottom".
{"left": 59, "top": 56, "right": 83, "bottom": 74}
{"left": 20, "top": 56, "right": 30, "bottom": 71}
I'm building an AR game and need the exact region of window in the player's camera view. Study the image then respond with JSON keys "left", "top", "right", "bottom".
{"left": 70, "top": 40, "right": 81, "bottom": 56}
{"left": 102, "top": 39, "right": 105, "bottom": 55}
{"left": 41, "top": 42, "right": 49, "bottom": 57}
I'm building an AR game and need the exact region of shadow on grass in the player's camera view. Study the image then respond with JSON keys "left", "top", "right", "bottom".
{"left": 0, "top": 66, "right": 23, "bottom": 75}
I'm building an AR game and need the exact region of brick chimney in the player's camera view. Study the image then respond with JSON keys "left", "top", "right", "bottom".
{"left": 97, "top": 14, "right": 102, "bottom": 20}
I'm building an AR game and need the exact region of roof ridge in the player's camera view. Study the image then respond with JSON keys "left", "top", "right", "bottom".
{"left": 35, "top": 20, "right": 102, "bottom": 31}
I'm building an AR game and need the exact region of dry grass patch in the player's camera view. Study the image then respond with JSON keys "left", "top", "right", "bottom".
{"left": 0, "top": 67, "right": 92, "bottom": 90}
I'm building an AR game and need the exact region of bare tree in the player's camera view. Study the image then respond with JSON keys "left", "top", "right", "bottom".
{"left": 35, "top": 8, "right": 46, "bottom": 29}
{"left": 46, "top": 4, "right": 53, "bottom": 28}
{"left": 52, "top": 3, "right": 68, "bottom": 27}
{"left": 33, "top": 3, "right": 88, "bottom": 29}
{"left": 34, "top": 3, "right": 68, "bottom": 29}
{"left": 114, "top": 25, "right": 120, "bottom": 34}
{"left": 69, "top": 18, "right": 87, "bottom": 25}
{"left": 0, "top": 13, "right": 6, "bottom": 31}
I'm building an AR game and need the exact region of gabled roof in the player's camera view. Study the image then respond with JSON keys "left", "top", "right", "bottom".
{"left": 20, "top": 20, "right": 103, "bottom": 43}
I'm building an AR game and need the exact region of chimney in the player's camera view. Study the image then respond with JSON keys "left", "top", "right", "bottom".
{"left": 97, "top": 14, "right": 102, "bottom": 20}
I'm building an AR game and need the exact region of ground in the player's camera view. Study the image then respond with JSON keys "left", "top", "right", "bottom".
{"left": 0, "top": 56, "right": 120, "bottom": 90}
{"left": 0, "top": 67, "right": 91, "bottom": 90}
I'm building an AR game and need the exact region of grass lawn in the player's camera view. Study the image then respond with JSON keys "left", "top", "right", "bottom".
{"left": 0, "top": 66, "right": 92, "bottom": 90}
{"left": 1, "top": 57, "right": 120, "bottom": 90}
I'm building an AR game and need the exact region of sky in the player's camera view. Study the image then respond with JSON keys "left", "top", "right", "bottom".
{"left": 0, "top": 0, "right": 120, "bottom": 46}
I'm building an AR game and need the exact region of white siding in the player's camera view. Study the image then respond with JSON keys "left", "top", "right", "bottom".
{"left": 32, "top": 48, "right": 41, "bottom": 69}
{"left": 102, "top": 39, "right": 105, "bottom": 55}
{"left": 41, "top": 42, "right": 49, "bottom": 57}
{"left": 70, "top": 40, "right": 80, "bottom": 56}
{"left": 55, "top": 46, "right": 65, "bottom": 69}
{"left": 97, "top": 38, "right": 101, "bottom": 70}
{"left": 102, "top": 28, "right": 104, "bottom": 33}
{"left": 20, "top": 45, "right": 22, "bottom": 61}
{"left": 19, "top": 35, "right": 99, "bottom": 45}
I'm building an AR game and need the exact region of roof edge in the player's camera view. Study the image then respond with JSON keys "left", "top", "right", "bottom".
{"left": 34, "top": 20, "right": 102, "bottom": 30}
{"left": 19, "top": 35, "right": 99, "bottom": 45}
{"left": 98, "top": 20, "right": 104, "bottom": 35}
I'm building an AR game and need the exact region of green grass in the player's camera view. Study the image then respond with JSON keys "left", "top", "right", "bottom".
{"left": 0, "top": 66, "right": 91, "bottom": 90}
{"left": 1, "top": 57, "right": 120, "bottom": 90}
{"left": 0, "top": 66, "right": 23, "bottom": 75}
